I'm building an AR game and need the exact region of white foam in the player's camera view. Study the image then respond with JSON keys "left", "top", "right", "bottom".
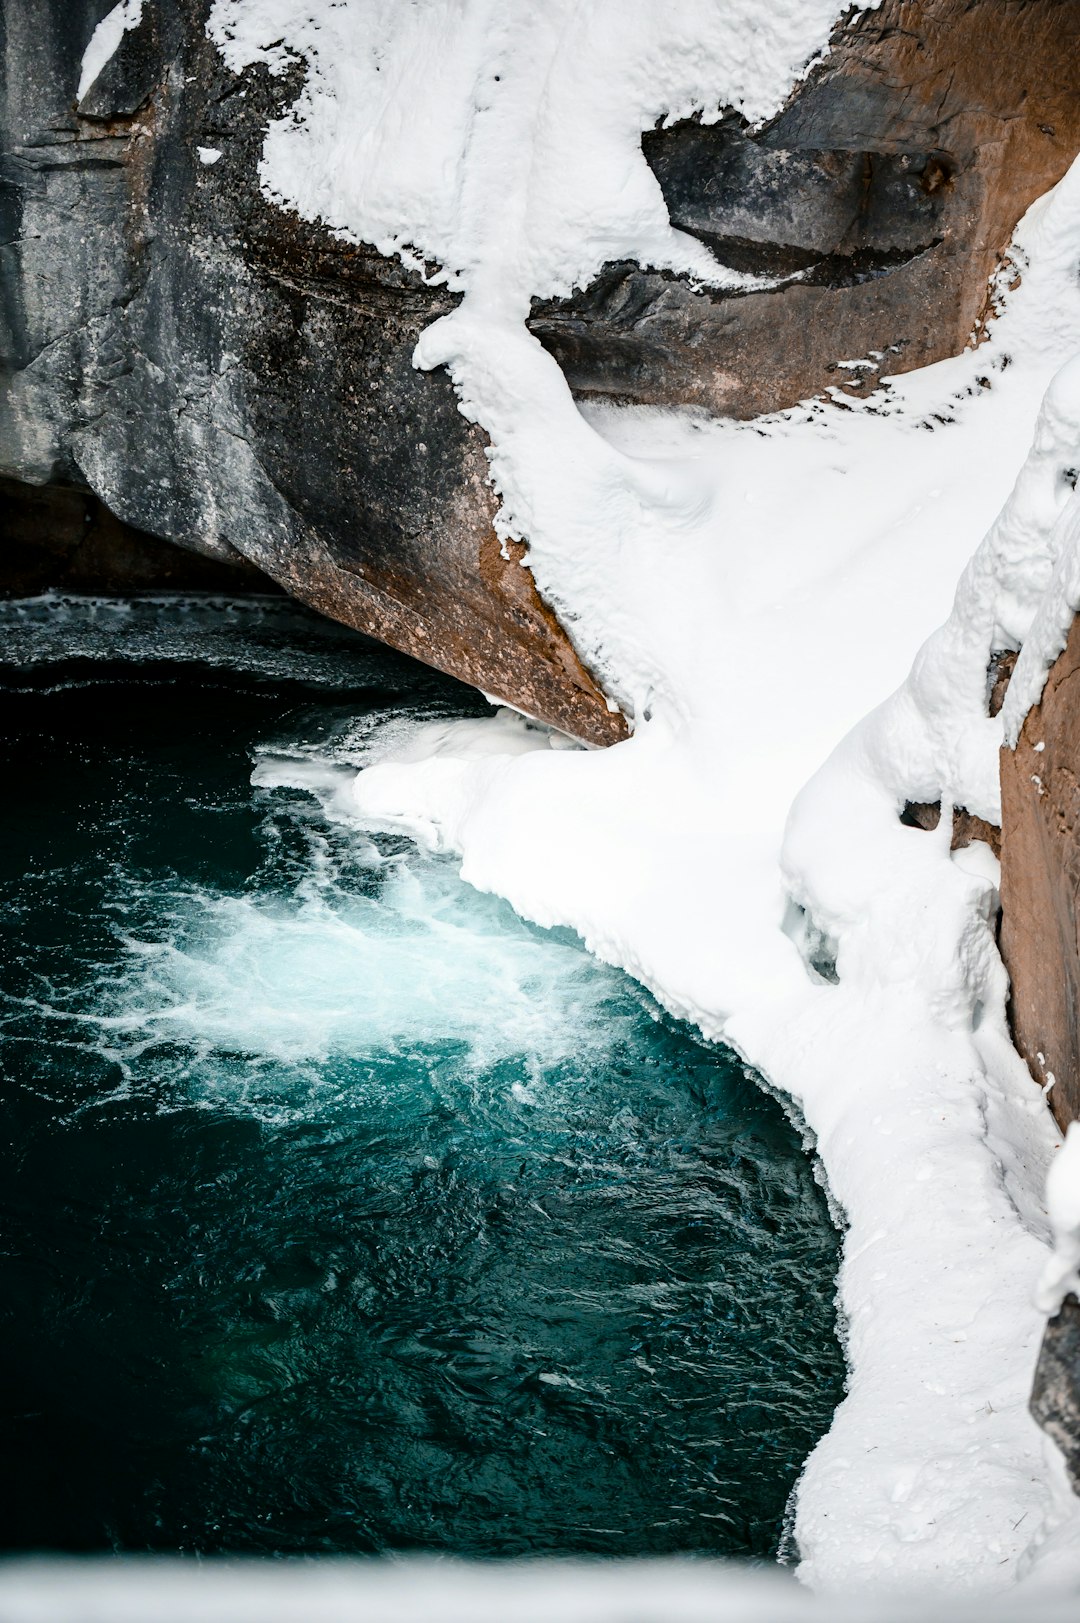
{"left": 92, "top": 826, "right": 644, "bottom": 1110}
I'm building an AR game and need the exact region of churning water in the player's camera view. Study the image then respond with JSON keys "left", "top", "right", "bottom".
{"left": 0, "top": 598, "right": 844, "bottom": 1559}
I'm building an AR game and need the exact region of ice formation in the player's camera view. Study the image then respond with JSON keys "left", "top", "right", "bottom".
{"left": 204, "top": 0, "right": 1080, "bottom": 1594}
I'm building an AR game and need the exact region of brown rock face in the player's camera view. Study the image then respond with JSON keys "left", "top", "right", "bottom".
{"left": 1001, "top": 630, "right": 1080, "bottom": 1494}
{"left": 1000, "top": 615, "right": 1080, "bottom": 1133}
{"left": 532, "top": 0, "right": 1080, "bottom": 417}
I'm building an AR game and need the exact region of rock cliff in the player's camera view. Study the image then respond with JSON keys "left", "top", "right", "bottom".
{"left": 1000, "top": 619, "right": 1080, "bottom": 1495}
{"left": 4, "top": 0, "right": 1080, "bottom": 740}
{"left": 1001, "top": 616, "right": 1080, "bottom": 1136}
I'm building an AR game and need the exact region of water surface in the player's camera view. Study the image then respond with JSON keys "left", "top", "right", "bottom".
{"left": 0, "top": 597, "right": 844, "bottom": 1559}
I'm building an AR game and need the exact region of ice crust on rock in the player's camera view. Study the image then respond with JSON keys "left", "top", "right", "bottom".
{"left": 207, "top": 0, "right": 1080, "bottom": 1595}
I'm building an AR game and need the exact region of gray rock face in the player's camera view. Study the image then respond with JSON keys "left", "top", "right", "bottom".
{"left": 2, "top": 0, "right": 624, "bottom": 743}
{"left": 3, "top": 1, "right": 1079, "bottom": 740}
{"left": 1032, "top": 1297, "right": 1080, "bottom": 1496}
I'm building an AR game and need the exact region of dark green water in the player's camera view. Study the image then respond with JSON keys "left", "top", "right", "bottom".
{"left": 0, "top": 598, "right": 844, "bottom": 1560}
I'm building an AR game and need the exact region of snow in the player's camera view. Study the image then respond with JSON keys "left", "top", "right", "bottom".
{"left": 998, "top": 359, "right": 1080, "bottom": 745}
{"left": 1038, "top": 1125, "right": 1080, "bottom": 1316}
{"left": 206, "top": 0, "right": 1080, "bottom": 1598}
{"left": 77, "top": 0, "right": 144, "bottom": 104}
{"left": 197, "top": 146, "right": 224, "bottom": 166}
{"left": 206, "top": 0, "right": 871, "bottom": 302}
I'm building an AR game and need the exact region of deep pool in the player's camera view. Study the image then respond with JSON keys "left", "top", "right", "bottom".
{"left": 0, "top": 597, "right": 844, "bottom": 1560}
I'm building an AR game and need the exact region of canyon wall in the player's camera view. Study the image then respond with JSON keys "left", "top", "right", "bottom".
{"left": 4, "top": 0, "right": 1080, "bottom": 741}
{"left": 1000, "top": 621, "right": 1080, "bottom": 1494}
{"left": 1001, "top": 616, "right": 1080, "bottom": 1137}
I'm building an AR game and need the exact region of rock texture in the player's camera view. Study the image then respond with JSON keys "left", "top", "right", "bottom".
{"left": 1, "top": 0, "right": 623, "bottom": 743}
{"left": 999, "top": 616, "right": 1080, "bottom": 1495}
{"left": 535, "top": 0, "right": 1080, "bottom": 417}
{"left": 1000, "top": 614, "right": 1080, "bottom": 1134}
{"left": 3, "top": 1, "right": 1080, "bottom": 738}
{"left": 1031, "top": 1295, "right": 1080, "bottom": 1496}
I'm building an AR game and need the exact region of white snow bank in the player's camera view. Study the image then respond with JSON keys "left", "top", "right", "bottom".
{"left": 996, "top": 357, "right": 1080, "bottom": 744}
{"left": 207, "top": 0, "right": 1080, "bottom": 1597}
{"left": 1038, "top": 1125, "right": 1080, "bottom": 1316}
{"left": 348, "top": 171, "right": 1080, "bottom": 1593}
{"left": 78, "top": 0, "right": 144, "bottom": 104}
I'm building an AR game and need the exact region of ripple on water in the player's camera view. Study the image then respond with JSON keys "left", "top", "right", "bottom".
{"left": 0, "top": 604, "right": 844, "bottom": 1559}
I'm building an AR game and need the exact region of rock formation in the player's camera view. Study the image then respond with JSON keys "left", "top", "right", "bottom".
{"left": 2, "top": 0, "right": 623, "bottom": 742}
{"left": 1000, "top": 619, "right": 1080, "bottom": 1495}
{"left": 1031, "top": 1296, "right": 1080, "bottom": 1496}
{"left": 533, "top": 0, "right": 1080, "bottom": 416}
{"left": 4, "top": 1, "right": 1080, "bottom": 741}
{"left": 1000, "top": 615, "right": 1080, "bottom": 1136}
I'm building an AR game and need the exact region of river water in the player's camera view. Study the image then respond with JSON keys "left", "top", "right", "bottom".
{"left": 0, "top": 597, "right": 844, "bottom": 1559}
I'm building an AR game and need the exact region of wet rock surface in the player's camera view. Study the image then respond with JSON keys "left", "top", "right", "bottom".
{"left": 3, "top": 1, "right": 1079, "bottom": 737}
{"left": 1000, "top": 614, "right": 1080, "bottom": 1134}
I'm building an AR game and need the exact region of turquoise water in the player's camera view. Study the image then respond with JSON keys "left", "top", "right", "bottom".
{"left": 0, "top": 599, "right": 844, "bottom": 1559}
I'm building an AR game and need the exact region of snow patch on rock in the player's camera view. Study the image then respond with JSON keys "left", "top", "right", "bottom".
{"left": 78, "top": 0, "right": 144, "bottom": 104}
